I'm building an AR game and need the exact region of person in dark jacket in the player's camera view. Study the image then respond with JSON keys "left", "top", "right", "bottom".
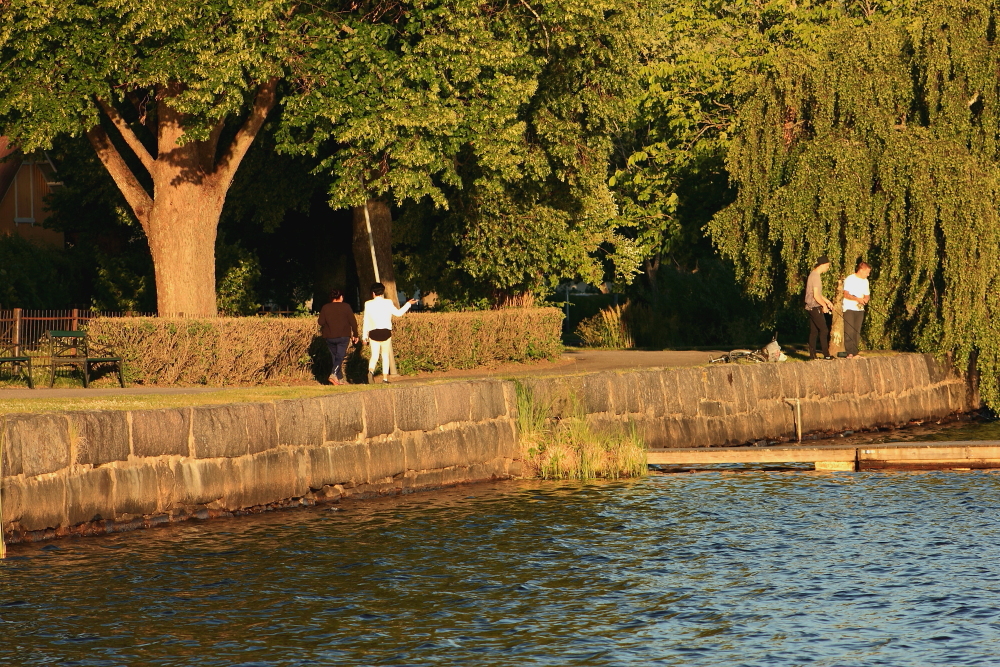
{"left": 317, "top": 290, "right": 358, "bottom": 385}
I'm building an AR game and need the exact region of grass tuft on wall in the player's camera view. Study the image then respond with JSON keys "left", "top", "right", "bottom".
{"left": 515, "top": 381, "right": 647, "bottom": 480}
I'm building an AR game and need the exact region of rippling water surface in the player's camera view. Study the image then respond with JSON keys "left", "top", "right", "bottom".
{"left": 4, "top": 467, "right": 1000, "bottom": 665}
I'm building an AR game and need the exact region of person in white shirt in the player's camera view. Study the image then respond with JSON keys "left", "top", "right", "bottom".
{"left": 362, "top": 282, "right": 417, "bottom": 383}
{"left": 842, "top": 261, "right": 871, "bottom": 358}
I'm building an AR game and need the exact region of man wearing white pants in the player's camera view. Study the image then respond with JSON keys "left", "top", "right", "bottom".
{"left": 362, "top": 282, "right": 417, "bottom": 384}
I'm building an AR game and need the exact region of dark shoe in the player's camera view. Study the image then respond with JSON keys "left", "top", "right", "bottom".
{"left": 383, "top": 376, "right": 390, "bottom": 384}
{"left": 823, "top": 356, "right": 835, "bottom": 360}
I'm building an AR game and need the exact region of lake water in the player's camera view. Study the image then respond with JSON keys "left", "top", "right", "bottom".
{"left": 4, "top": 423, "right": 1000, "bottom": 665}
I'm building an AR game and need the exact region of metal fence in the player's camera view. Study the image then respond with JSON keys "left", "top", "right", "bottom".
{"left": 0, "top": 309, "right": 153, "bottom": 354}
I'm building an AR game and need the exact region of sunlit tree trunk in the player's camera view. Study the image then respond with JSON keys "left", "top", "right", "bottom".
{"left": 829, "top": 278, "right": 845, "bottom": 356}
{"left": 86, "top": 80, "right": 278, "bottom": 316}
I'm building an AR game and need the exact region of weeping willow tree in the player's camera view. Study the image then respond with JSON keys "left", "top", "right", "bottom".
{"left": 709, "top": 1, "right": 1000, "bottom": 407}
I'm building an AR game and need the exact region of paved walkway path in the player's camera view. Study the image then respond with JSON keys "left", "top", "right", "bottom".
{"left": 0, "top": 350, "right": 726, "bottom": 399}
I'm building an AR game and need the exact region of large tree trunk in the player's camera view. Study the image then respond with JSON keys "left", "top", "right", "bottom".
{"left": 86, "top": 80, "right": 277, "bottom": 316}
{"left": 352, "top": 199, "right": 399, "bottom": 307}
{"left": 145, "top": 182, "right": 226, "bottom": 316}
{"left": 829, "top": 277, "right": 845, "bottom": 356}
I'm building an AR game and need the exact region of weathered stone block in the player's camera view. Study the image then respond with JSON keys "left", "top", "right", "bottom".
{"left": 671, "top": 368, "right": 702, "bottom": 416}
{"left": 778, "top": 363, "right": 806, "bottom": 400}
{"left": 66, "top": 467, "right": 114, "bottom": 525}
{"left": 16, "top": 474, "right": 67, "bottom": 532}
{"left": 725, "top": 366, "right": 751, "bottom": 415}
{"left": 631, "top": 370, "right": 666, "bottom": 417}
{"left": 191, "top": 404, "right": 251, "bottom": 459}
{"left": 394, "top": 386, "right": 440, "bottom": 432}
{"left": 308, "top": 442, "right": 370, "bottom": 489}
{"left": 132, "top": 408, "right": 190, "bottom": 458}
{"left": 704, "top": 365, "right": 737, "bottom": 405}
{"left": 750, "top": 364, "right": 782, "bottom": 401}
{"left": 434, "top": 382, "right": 472, "bottom": 425}
{"left": 641, "top": 419, "right": 667, "bottom": 449}
{"left": 112, "top": 465, "right": 161, "bottom": 517}
{"left": 461, "top": 422, "right": 500, "bottom": 463}
{"left": 416, "top": 428, "right": 468, "bottom": 470}
{"left": 571, "top": 373, "right": 610, "bottom": 414}
{"left": 0, "top": 476, "right": 24, "bottom": 532}
{"left": 853, "top": 360, "right": 875, "bottom": 396}
{"left": 924, "top": 354, "right": 949, "bottom": 384}
{"left": 173, "top": 458, "right": 237, "bottom": 508}
{"left": 367, "top": 439, "right": 406, "bottom": 482}
{"left": 153, "top": 460, "right": 177, "bottom": 513}
{"left": 611, "top": 373, "right": 642, "bottom": 415}
{"left": 70, "top": 411, "right": 129, "bottom": 466}
{"left": 276, "top": 399, "right": 324, "bottom": 447}
{"left": 471, "top": 381, "right": 508, "bottom": 420}
{"left": 497, "top": 420, "right": 518, "bottom": 458}
{"left": 363, "top": 389, "right": 396, "bottom": 437}
{"left": 698, "top": 399, "right": 726, "bottom": 418}
{"left": 316, "top": 393, "right": 363, "bottom": 443}
{"left": 7, "top": 413, "right": 71, "bottom": 478}
{"left": 246, "top": 403, "right": 279, "bottom": 454}
{"left": 1, "top": 416, "right": 23, "bottom": 477}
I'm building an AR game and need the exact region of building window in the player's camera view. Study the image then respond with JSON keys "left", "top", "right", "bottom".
{"left": 14, "top": 163, "right": 35, "bottom": 225}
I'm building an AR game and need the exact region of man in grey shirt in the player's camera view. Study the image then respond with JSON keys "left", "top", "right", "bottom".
{"left": 805, "top": 255, "right": 835, "bottom": 359}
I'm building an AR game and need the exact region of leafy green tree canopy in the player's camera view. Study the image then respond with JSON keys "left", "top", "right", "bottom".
{"left": 709, "top": 0, "right": 1000, "bottom": 405}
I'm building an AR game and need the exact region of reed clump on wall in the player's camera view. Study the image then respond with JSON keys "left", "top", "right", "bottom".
{"left": 574, "top": 302, "right": 639, "bottom": 349}
{"left": 515, "top": 382, "right": 647, "bottom": 480}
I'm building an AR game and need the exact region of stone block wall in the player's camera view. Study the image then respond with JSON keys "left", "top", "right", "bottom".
{"left": 0, "top": 379, "right": 518, "bottom": 542}
{"left": 0, "top": 353, "right": 975, "bottom": 542}
{"left": 521, "top": 353, "right": 973, "bottom": 448}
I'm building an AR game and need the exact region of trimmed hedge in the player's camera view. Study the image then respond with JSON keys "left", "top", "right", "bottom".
{"left": 86, "top": 307, "right": 563, "bottom": 386}
{"left": 389, "top": 308, "right": 564, "bottom": 374}
{"left": 87, "top": 317, "right": 317, "bottom": 386}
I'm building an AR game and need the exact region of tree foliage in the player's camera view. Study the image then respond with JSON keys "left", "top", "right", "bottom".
{"left": 278, "top": 0, "right": 650, "bottom": 294}
{"left": 709, "top": 0, "right": 1000, "bottom": 405}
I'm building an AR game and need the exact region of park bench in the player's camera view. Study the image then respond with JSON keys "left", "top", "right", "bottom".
{"left": 46, "top": 330, "right": 125, "bottom": 388}
{"left": 0, "top": 342, "right": 34, "bottom": 388}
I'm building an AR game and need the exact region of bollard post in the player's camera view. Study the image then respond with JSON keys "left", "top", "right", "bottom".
{"left": 12, "top": 308, "right": 21, "bottom": 358}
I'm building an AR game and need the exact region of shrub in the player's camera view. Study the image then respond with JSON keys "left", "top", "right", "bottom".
{"left": 391, "top": 307, "right": 563, "bottom": 373}
{"left": 86, "top": 307, "right": 564, "bottom": 386}
{"left": 575, "top": 303, "right": 636, "bottom": 349}
{"left": 86, "top": 316, "right": 316, "bottom": 386}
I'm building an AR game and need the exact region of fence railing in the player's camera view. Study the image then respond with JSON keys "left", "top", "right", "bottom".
{"left": 0, "top": 309, "right": 154, "bottom": 354}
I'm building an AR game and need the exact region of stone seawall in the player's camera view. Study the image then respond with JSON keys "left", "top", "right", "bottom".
{"left": 523, "top": 353, "right": 974, "bottom": 448}
{"left": 0, "top": 353, "right": 975, "bottom": 542}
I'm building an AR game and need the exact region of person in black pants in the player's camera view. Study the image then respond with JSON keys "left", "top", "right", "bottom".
{"left": 842, "top": 262, "right": 872, "bottom": 358}
{"left": 804, "top": 255, "right": 834, "bottom": 359}
{"left": 317, "top": 289, "right": 359, "bottom": 385}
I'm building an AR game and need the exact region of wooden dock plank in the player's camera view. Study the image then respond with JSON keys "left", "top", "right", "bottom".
{"left": 647, "top": 441, "right": 1000, "bottom": 469}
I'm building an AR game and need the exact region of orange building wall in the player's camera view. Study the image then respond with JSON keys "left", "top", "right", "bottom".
{"left": 0, "top": 161, "right": 65, "bottom": 248}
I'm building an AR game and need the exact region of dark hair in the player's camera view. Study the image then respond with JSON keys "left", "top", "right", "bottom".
{"left": 371, "top": 282, "right": 385, "bottom": 296}
{"left": 814, "top": 254, "right": 830, "bottom": 269}
{"left": 857, "top": 261, "right": 871, "bottom": 271}
{"left": 329, "top": 289, "right": 343, "bottom": 301}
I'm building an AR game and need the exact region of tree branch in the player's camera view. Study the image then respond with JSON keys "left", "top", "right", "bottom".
{"left": 96, "top": 97, "right": 156, "bottom": 174}
{"left": 86, "top": 125, "right": 153, "bottom": 229}
{"left": 202, "top": 118, "right": 227, "bottom": 174}
{"left": 214, "top": 77, "right": 279, "bottom": 189}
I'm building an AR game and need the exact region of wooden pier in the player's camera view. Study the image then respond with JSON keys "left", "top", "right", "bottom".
{"left": 647, "top": 441, "right": 1000, "bottom": 471}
